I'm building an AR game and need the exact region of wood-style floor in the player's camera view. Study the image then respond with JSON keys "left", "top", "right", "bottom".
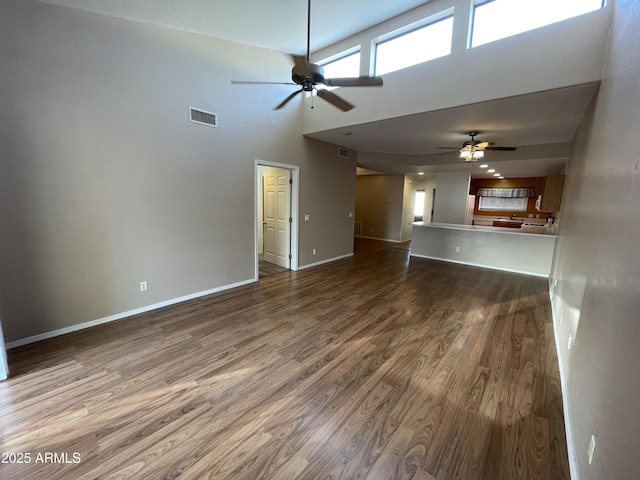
{"left": 259, "top": 258, "right": 289, "bottom": 278}
{"left": 0, "top": 238, "right": 569, "bottom": 480}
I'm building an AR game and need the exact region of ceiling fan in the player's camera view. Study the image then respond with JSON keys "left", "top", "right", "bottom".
{"left": 231, "top": 0, "right": 383, "bottom": 111}
{"left": 438, "top": 131, "right": 517, "bottom": 161}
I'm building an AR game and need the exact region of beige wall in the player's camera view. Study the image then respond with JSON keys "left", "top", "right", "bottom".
{"left": 432, "top": 171, "right": 470, "bottom": 224}
{"left": 355, "top": 174, "right": 404, "bottom": 242}
{"left": 550, "top": 1, "right": 640, "bottom": 478}
{"left": 0, "top": 0, "right": 356, "bottom": 343}
{"left": 298, "top": 138, "right": 357, "bottom": 265}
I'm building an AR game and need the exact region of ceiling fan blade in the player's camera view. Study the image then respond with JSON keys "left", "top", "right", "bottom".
{"left": 476, "top": 141, "right": 490, "bottom": 149}
{"left": 232, "top": 80, "right": 297, "bottom": 85}
{"left": 324, "top": 76, "right": 383, "bottom": 87}
{"left": 274, "top": 89, "right": 303, "bottom": 110}
{"left": 485, "top": 146, "right": 517, "bottom": 151}
{"left": 317, "top": 89, "right": 354, "bottom": 111}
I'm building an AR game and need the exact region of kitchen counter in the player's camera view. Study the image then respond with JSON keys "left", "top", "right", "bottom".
{"left": 413, "top": 222, "right": 557, "bottom": 237}
{"left": 411, "top": 222, "right": 557, "bottom": 277}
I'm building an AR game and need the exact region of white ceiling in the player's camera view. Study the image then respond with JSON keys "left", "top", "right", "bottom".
{"left": 35, "top": 0, "right": 597, "bottom": 178}
{"left": 306, "top": 82, "right": 599, "bottom": 177}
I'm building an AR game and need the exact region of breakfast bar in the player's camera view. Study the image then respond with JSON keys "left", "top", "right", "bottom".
{"left": 411, "top": 222, "right": 557, "bottom": 277}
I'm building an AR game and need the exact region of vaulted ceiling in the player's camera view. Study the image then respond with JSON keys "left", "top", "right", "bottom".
{"left": 34, "top": 0, "right": 602, "bottom": 178}
{"left": 35, "top": 0, "right": 432, "bottom": 54}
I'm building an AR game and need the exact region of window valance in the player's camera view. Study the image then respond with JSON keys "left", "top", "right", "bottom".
{"left": 476, "top": 187, "right": 535, "bottom": 198}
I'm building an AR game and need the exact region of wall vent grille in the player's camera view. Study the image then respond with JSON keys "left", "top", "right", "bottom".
{"left": 354, "top": 221, "right": 362, "bottom": 235}
{"left": 338, "top": 148, "right": 349, "bottom": 158}
{"left": 189, "top": 107, "right": 217, "bottom": 127}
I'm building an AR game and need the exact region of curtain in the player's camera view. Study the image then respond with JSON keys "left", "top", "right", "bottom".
{"left": 476, "top": 187, "right": 535, "bottom": 198}
{"left": 478, "top": 196, "right": 528, "bottom": 211}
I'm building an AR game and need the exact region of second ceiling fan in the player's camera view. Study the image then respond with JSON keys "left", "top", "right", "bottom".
{"left": 232, "top": 0, "right": 383, "bottom": 111}
{"left": 438, "top": 131, "right": 517, "bottom": 161}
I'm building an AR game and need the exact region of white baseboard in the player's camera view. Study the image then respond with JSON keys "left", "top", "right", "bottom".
{"left": 354, "top": 235, "right": 403, "bottom": 243}
{"left": 6, "top": 278, "right": 256, "bottom": 350}
{"left": 410, "top": 253, "right": 549, "bottom": 278}
{"left": 297, "top": 253, "right": 353, "bottom": 270}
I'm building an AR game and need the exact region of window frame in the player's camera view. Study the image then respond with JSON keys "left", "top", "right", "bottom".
{"left": 372, "top": 7, "right": 454, "bottom": 76}
{"left": 470, "top": 0, "right": 606, "bottom": 48}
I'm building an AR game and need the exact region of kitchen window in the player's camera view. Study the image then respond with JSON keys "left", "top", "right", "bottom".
{"left": 476, "top": 186, "right": 534, "bottom": 211}
{"left": 478, "top": 196, "right": 528, "bottom": 211}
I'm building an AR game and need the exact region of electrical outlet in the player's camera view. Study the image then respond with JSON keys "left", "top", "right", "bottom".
{"left": 140, "top": 281, "right": 148, "bottom": 292}
{"left": 312, "top": 248, "right": 317, "bottom": 255}
{"left": 587, "top": 435, "right": 596, "bottom": 465}
{"left": 455, "top": 246, "right": 461, "bottom": 252}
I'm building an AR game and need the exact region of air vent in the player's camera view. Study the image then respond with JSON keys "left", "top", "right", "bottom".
{"left": 338, "top": 148, "right": 349, "bottom": 158}
{"left": 189, "top": 107, "right": 217, "bottom": 127}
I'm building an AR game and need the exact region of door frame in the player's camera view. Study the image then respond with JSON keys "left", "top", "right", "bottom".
{"left": 254, "top": 160, "right": 299, "bottom": 279}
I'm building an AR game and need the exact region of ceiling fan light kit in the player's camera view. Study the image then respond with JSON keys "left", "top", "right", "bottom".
{"left": 231, "top": 0, "right": 383, "bottom": 111}
{"left": 460, "top": 147, "right": 484, "bottom": 161}
{"left": 439, "top": 131, "right": 517, "bottom": 162}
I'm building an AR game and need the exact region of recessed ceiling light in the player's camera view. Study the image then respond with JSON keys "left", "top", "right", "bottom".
{"left": 488, "top": 169, "right": 495, "bottom": 173}
{"left": 479, "top": 164, "right": 489, "bottom": 168}
{"left": 498, "top": 176, "right": 505, "bottom": 179}
{"left": 493, "top": 173, "right": 501, "bottom": 177}
{"left": 343, "top": 131, "right": 352, "bottom": 136}
{"left": 418, "top": 172, "right": 424, "bottom": 175}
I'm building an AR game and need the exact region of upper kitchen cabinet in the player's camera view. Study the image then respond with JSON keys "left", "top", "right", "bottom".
{"left": 537, "top": 174, "right": 565, "bottom": 212}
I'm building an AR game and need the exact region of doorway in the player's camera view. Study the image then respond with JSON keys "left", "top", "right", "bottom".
{"left": 255, "top": 161, "right": 299, "bottom": 279}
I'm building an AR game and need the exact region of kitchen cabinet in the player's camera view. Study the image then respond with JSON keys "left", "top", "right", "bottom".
{"left": 538, "top": 174, "right": 565, "bottom": 212}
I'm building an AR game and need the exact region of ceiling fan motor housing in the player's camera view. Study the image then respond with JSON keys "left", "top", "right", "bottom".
{"left": 292, "top": 63, "right": 325, "bottom": 87}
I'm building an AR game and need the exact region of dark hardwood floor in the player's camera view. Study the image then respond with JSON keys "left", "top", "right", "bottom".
{"left": 0, "top": 238, "right": 570, "bottom": 479}
{"left": 259, "top": 257, "right": 289, "bottom": 278}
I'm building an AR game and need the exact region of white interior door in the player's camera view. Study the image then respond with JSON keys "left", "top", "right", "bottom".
{"left": 263, "top": 167, "right": 291, "bottom": 268}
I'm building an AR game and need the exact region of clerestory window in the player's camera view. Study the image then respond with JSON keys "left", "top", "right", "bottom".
{"left": 471, "top": 0, "right": 605, "bottom": 48}
{"left": 321, "top": 51, "right": 361, "bottom": 79}
{"left": 374, "top": 14, "right": 454, "bottom": 76}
